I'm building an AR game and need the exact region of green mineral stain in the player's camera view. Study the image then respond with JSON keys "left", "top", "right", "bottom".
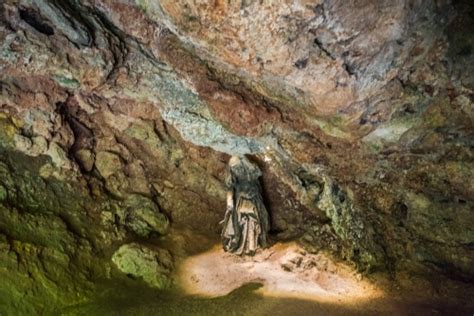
{"left": 313, "top": 118, "right": 352, "bottom": 139}
{"left": 53, "top": 75, "right": 80, "bottom": 89}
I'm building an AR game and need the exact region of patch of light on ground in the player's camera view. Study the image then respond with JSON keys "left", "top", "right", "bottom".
{"left": 177, "top": 242, "right": 381, "bottom": 303}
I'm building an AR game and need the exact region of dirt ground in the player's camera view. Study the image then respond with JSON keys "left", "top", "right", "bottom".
{"left": 174, "top": 241, "right": 474, "bottom": 316}
{"left": 178, "top": 242, "right": 379, "bottom": 301}
{"left": 63, "top": 238, "right": 474, "bottom": 315}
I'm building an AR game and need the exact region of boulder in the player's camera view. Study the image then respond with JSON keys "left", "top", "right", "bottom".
{"left": 112, "top": 243, "right": 173, "bottom": 289}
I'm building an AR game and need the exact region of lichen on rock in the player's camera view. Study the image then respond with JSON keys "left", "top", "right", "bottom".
{"left": 112, "top": 243, "right": 173, "bottom": 289}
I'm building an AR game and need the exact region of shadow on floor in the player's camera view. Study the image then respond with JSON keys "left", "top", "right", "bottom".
{"left": 60, "top": 279, "right": 473, "bottom": 316}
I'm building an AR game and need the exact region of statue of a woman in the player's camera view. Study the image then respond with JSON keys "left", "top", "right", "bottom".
{"left": 221, "top": 156, "right": 270, "bottom": 255}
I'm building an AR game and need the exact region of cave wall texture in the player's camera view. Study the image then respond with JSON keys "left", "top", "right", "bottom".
{"left": 0, "top": 0, "right": 473, "bottom": 313}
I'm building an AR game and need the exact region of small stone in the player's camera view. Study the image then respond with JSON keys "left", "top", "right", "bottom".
{"left": 281, "top": 263, "right": 292, "bottom": 272}
{"left": 30, "top": 136, "right": 48, "bottom": 155}
{"left": 47, "top": 142, "right": 72, "bottom": 169}
{"left": 95, "top": 151, "right": 123, "bottom": 178}
{"left": 75, "top": 149, "right": 95, "bottom": 172}
{"left": 112, "top": 243, "right": 173, "bottom": 289}
{"left": 13, "top": 134, "right": 32, "bottom": 152}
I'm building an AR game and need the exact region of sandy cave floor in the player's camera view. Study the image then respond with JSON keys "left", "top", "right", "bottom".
{"left": 62, "top": 240, "right": 474, "bottom": 315}
{"left": 178, "top": 242, "right": 379, "bottom": 302}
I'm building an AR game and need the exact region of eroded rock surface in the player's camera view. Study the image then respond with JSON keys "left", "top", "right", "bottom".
{"left": 0, "top": 0, "right": 473, "bottom": 313}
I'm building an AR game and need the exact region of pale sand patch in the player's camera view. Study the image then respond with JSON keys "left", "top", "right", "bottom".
{"left": 177, "top": 242, "right": 381, "bottom": 302}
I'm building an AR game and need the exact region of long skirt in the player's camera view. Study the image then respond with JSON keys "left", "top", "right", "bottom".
{"left": 222, "top": 197, "right": 266, "bottom": 255}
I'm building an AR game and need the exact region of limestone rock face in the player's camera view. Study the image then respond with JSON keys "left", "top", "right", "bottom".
{"left": 0, "top": 0, "right": 473, "bottom": 313}
{"left": 142, "top": 0, "right": 451, "bottom": 115}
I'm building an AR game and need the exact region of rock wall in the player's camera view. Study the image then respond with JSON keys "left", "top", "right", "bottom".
{"left": 0, "top": 0, "right": 473, "bottom": 313}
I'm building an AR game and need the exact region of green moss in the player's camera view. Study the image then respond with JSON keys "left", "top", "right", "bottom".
{"left": 0, "top": 149, "right": 109, "bottom": 314}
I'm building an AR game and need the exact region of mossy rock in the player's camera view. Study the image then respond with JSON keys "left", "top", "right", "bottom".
{"left": 122, "top": 194, "right": 170, "bottom": 237}
{"left": 112, "top": 243, "right": 173, "bottom": 289}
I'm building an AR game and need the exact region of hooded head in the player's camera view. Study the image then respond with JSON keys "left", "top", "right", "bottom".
{"left": 229, "top": 156, "right": 241, "bottom": 168}
{"left": 227, "top": 155, "right": 261, "bottom": 186}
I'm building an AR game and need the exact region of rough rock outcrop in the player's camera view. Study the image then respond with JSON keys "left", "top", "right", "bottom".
{"left": 0, "top": 0, "right": 473, "bottom": 313}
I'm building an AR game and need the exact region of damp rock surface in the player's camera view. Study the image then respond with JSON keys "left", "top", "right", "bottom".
{"left": 0, "top": 0, "right": 473, "bottom": 314}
